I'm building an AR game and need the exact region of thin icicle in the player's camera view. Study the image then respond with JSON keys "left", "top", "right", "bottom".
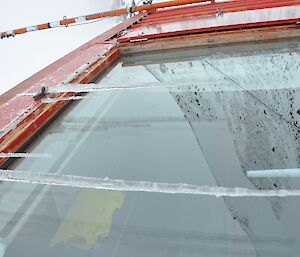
{"left": 247, "top": 169, "right": 300, "bottom": 178}
{"left": 1, "top": 170, "right": 300, "bottom": 197}
{"left": 18, "top": 81, "right": 244, "bottom": 99}
{"left": 19, "top": 84, "right": 161, "bottom": 97}
{"left": 0, "top": 153, "right": 52, "bottom": 158}
{"left": 41, "top": 96, "right": 92, "bottom": 103}
{"left": 19, "top": 83, "right": 168, "bottom": 100}
{"left": 22, "top": 81, "right": 215, "bottom": 95}
{"left": 36, "top": 81, "right": 231, "bottom": 103}
{"left": 47, "top": 83, "right": 164, "bottom": 93}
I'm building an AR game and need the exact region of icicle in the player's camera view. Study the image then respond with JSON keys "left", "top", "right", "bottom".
{"left": 19, "top": 81, "right": 212, "bottom": 96}
{"left": 1, "top": 170, "right": 300, "bottom": 197}
{"left": 41, "top": 96, "right": 91, "bottom": 103}
{"left": 247, "top": 169, "right": 300, "bottom": 178}
{"left": 47, "top": 82, "right": 171, "bottom": 93}
{"left": 0, "top": 153, "right": 52, "bottom": 158}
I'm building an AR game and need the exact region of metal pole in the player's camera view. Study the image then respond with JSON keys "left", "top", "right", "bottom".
{"left": 0, "top": 0, "right": 212, "bottom": 39}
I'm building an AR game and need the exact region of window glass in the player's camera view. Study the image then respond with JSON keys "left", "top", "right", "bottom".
{"left": 2, "top": 40, "right": 300, "bottom": 257}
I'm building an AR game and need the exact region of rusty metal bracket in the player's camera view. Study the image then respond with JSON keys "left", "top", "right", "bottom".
{"left": 33, "top": 86, "right": 49, "bottom": 101}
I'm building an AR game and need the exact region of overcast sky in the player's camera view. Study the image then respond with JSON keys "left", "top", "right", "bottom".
{"left": 0, "top": 0, "right": 129, "bottom": 96}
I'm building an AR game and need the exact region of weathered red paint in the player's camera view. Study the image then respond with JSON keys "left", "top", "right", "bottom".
{"left": 0, "top": 47, "right": 120, "bottom": 166}
{"left": 0, "top": 12, "right": 146, "bottom": 105}
{"left": 0, "top": 13, "right": 147, "bottom": 166}
{"left": 135, "top": 0, "right": 300, "bottom": 27}
{"left": 0, "top": 12, "right": 147, "bottom": 127}
{"left": 118, "top": 2, "right": 300, "bottom": 42}
{"left": 119, "top": 24, "right": 300, "bottom": 54}
{"left": 0, "top": 43, "right": 113, "bottom": 129}
{"left": 139, "top": 0, "right": 300, "bottom": 23}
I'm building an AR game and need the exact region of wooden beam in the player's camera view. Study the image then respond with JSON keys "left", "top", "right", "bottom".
{"left": 119, "top": 24, "right": 300, "bottom": 55}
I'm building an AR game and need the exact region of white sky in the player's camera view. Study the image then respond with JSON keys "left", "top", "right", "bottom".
{"left": 0, "top": 0, "right": 127, "bottom": 96}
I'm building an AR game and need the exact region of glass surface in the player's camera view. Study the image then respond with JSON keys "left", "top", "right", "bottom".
{"left": 4, "top": 183, "right": 298, "bottom": 257}
{"left": 2, "top": 40, "right": 300, "bottom": 256}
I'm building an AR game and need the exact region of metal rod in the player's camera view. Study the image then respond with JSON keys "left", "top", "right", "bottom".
{"left": 0, "top": 0, "right": 212, "bottom": 39}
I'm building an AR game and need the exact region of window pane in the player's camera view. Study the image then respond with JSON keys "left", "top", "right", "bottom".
{"left": 2, "top": 40, "right": 300, "bottom": 256}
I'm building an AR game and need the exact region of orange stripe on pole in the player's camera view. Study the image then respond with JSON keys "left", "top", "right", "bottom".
{"left": 0, "top": 0, "right": 212, "bottom": 38}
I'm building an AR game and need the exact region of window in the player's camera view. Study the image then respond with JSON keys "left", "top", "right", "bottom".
{"left": 2, "top": 39, "right": 300, "bottom": 256}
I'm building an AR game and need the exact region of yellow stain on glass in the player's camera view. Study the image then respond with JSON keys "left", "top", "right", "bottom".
{"left": 51, "top": 189, "right": 124, "bottom": 251}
